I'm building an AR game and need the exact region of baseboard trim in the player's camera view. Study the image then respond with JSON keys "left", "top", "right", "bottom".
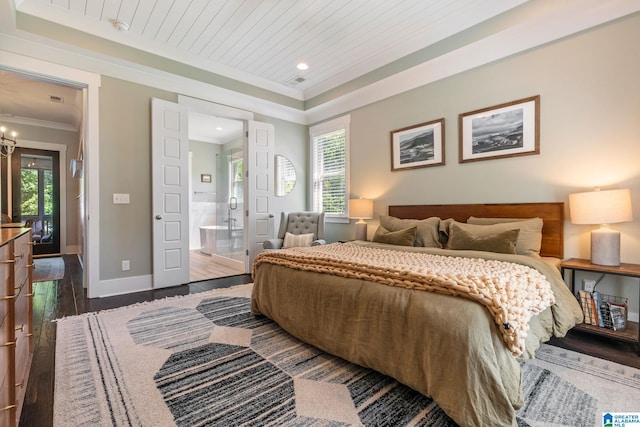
{"left": 93, "top": 275, "right": 152, "bottom": 298}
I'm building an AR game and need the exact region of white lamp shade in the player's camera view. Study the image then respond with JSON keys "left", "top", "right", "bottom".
{"left": 569, "top": 189, "right": 633, "bottom": 225}
{"left": 348, "top": 198, "right": 373, "bottom": 219}
{"left": 569, "top": 188, "right": 633, "bottom": 266}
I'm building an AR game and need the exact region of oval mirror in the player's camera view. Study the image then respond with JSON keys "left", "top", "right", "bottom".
{"left": 275, "top": 155, "right": 296, "bottom": 197}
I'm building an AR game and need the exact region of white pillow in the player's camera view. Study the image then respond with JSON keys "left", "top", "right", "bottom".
{"left": 283, "top": 232, "right": 314, "bottom": 248}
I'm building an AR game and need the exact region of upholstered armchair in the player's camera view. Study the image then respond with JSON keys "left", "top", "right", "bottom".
{"left": 263, "top": 211, "right": 326, "bottom": 249}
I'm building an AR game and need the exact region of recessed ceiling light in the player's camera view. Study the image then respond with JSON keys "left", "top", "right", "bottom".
{"left": 114, "top": 20, "right": 130, "bottom": 31}
{"left": 296, "top": 62, "right": 309, "bottom": 71}
{"left": 216, "top": 127, "right": 223, "bottom": 131}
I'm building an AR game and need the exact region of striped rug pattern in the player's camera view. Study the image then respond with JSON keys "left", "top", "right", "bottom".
{"left": 54, "top": 284, "right": 640, "bottom": 426}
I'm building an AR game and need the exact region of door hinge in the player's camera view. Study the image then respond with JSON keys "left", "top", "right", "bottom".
{"left": 245, "top": 210, "right": 249, "bottom": 217}
{"left": 246, "top": 249, "right": 249, "bottom": 256}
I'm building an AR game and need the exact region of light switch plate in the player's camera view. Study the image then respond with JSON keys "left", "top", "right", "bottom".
{"left": 113, "top": 193, "right": 130, "bottom": 204}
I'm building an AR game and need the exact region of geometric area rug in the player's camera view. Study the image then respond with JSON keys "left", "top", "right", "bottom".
{"left": 53, "top": 284, "right": 640, "bottom": 427}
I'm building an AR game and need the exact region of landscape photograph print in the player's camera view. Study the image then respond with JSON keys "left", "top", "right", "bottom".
{"left": 459, "top": 95, "right": 540, "bottom": 163}
{"left": 391, "top": 118, "right": 445, "bottom": 171}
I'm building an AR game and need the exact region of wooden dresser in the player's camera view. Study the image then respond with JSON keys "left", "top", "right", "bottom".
{"left": 0, "top": 229, "right": 33, "bottom": 426}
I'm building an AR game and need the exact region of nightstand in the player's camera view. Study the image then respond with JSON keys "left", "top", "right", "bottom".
{"left": 560, "top": 258, "right": 640, "bottom": 355}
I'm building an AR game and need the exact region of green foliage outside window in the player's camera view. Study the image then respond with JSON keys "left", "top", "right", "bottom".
{"left": 313, "top": 129, "right": 346, "bottom": 214}
{"left": 21, "top": 169, "right": 38, "bottom": 215}
{"left": 20, "top": 168, "right": 53, "bottom": 217}
{"left": 321, "top": 175, "right": 345, "bottom": 214}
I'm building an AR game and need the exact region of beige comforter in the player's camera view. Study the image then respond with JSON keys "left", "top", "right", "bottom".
{"left": 251, "top": 242, "right": 583, "bottom": 427}
{"left": 253, "top": 243, "right": 556, "bottom": 356}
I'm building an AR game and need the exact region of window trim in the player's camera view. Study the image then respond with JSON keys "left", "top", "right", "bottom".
{"left": 309, "top": 115, "right": 350, "bottom": 223}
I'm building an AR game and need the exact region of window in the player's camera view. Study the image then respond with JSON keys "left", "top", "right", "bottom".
{"left": 310, "top": 115, "right": 350, "bottom": 221}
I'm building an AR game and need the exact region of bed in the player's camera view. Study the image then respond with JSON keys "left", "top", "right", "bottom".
{"left": 251, "top": 202, "right": 583, "bottom": 427}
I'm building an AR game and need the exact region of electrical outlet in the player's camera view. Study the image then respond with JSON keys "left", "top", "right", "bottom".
{"left": 122, "top": 260, "right": 130, "bottom": 271}
{"left": 582, "top": 279, "right": 596, "bottom": 293}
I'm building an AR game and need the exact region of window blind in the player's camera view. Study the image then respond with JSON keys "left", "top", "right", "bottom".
{"left": 311, "top": 129, "right": 346, "bottom": 215}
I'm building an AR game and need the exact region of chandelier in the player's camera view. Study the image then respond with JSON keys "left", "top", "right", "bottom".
{"left": 0, "top": 126, "right": 17, "bottom": 158}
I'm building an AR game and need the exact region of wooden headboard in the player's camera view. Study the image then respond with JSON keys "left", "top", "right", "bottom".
{"left": 388, "top": 202, "right": 564, "bottom": 259}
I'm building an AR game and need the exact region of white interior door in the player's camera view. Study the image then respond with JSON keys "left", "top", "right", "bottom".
{"left": 151, "top": 98, "right": 190, "bottom": 288}
{"left": 245, "top": 121, "right": 274, "bottom": 270}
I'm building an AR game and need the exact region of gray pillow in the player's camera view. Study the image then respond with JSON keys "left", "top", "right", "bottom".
{"left": 372, "top": 225, "right": 417, "bottom": 246}
{"left": 447, "top": 223, "right": 519, "bottom": 254}
{"left": 466, "top": 217, "right": 543, "bottom": 255}
{"left": 379, "top": 216, "right": 441, "bottom": 248}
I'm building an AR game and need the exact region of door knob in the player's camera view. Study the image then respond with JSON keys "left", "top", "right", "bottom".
{"left": 155, "top": 215, "right": 162, "bottom": 220}
{"left": 268, "top": 214, "right": 274, "bottom": 218}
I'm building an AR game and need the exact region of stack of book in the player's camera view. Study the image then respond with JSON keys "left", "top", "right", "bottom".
{"left": 578, "top": 290, "right": 627, "bottom": 331}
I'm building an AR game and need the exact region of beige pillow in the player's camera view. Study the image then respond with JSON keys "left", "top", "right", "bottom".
{"left": 379, "top": 216, "right": 441, "bottom": 248}
{"left": 448, "top": 223, "right": 519, "bottom": 254}
{"left": 372, "top": 226, "right": 417, "bottom": 246}
{"left": 283, "top": 232, "right": 314, "bottom": 248}
{"left": 466, "top": 217, "right": 543, "bottom": 255}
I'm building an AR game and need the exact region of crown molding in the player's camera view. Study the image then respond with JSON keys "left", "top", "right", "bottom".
{"left": 305, "top": 0, "right": 640, "bottom": 124}
{"left": 0, "top": 113, "right": 78, "bottom": 131}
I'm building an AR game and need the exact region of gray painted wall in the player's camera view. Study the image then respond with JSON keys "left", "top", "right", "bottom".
{"left": 97, "top": 77, "right": 308, "bottom": 281}
{"left": 325, "top": 13, "right": 640, "bottom": 317}
{"left": 98, "top": 76, "right": 176, "bottom": 280}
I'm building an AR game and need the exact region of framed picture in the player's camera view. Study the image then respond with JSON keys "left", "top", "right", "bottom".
{"left": 200, "top": 173, "right": 212, "bottom": 183}
{"left": 458, "top": 95, "right": 540, "bottom": 163}
{"left": 390, "top": 118, "right": 445, "bottom": 171}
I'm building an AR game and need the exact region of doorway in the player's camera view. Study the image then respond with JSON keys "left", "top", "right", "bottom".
{"left": 188, "top": 116, "right": 245, "bottom": 282}
{"left": 11, "top": 147, "right": 61, "bottom": 255}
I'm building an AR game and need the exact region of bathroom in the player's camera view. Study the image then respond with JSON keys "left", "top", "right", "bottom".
{"left": 189, "top": 115, "right": 245, "bottom": 280}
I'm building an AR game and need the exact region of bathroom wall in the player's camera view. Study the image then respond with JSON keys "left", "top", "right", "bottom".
{"left": 190, "top": 140, "right": 221, "bottom": 249}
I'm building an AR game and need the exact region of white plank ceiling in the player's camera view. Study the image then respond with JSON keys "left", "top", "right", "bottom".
{"left": 16, "top": 0, "right": 527, "bottom": 98}
{"left": 4, "top": 0, "right": 637, "bottom": 135}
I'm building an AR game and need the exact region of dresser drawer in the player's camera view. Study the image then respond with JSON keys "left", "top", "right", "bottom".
{"left": 13, "top": 234, "right": 31, "bottom": 292}
{"left": 14, "top": 328, "right": 30, "bottom": 394}
{"left": 0, "top": 372, "right": 12, "bottom": 426}
{"left": 14, "top": 284, "right": 29, "bottom": 344}
{"left": 0, "top": 242, "right": 12, "bottom": 324}
{"left": 0, "top": 335, "right": 9, "bottom": 393}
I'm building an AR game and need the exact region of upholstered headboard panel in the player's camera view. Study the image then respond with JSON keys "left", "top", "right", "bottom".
{"left": 388, "top": 203, "right": 564, "bottom": 259}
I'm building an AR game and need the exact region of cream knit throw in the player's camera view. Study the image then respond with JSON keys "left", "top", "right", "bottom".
{"left": 253, "top": 243, "right": 556, "bottom": 356}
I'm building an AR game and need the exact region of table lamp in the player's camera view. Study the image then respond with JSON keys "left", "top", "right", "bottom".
{"left": 349, "top": 198, "right": 373, "bottom": 241}
{"left": 569, "top": 188, "right": 633, "bottom": 266}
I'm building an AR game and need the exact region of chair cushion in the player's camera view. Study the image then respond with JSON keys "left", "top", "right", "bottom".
{"left": 283, "top": 232, "right": 314, "bottom": 248}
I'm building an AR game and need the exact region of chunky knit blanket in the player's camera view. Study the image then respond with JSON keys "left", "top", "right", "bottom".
{"left": 253, "top": 243, "right": 556, "bottom": 356}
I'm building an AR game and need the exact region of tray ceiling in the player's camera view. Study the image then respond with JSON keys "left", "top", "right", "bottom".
{"left": 14, "top": 0, "right": 527, "bottom": 98}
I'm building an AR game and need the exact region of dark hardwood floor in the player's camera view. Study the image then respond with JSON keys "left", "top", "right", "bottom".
{"left": 19, "top": 255, "right": 640, "bottom": 426}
